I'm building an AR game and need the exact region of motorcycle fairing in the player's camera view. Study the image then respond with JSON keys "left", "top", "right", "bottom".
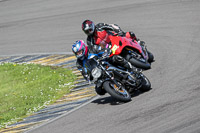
{"left": 109, "top": 36, "right": 144, "bottom": 57}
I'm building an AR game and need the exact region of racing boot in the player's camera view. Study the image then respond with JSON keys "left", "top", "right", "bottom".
{"left": 123, "top": 61, "right": 133, "bottom": 73}
{"left": 124, "top": 62, "right": 140, "bottom": 80}
{"left": 125, "top": 62, "right": 142, "bottom": 79}
{"left": 95, "top": 86, "right": 106, "bottom": 95}
{"left": 139, "top": 40, "right": 145, "bottom": 46}
{"left": 142, "top": 42, "right": 148, "bottom": 54}
{"left": 125, "top": 62, "right": 143, "bottom": 88}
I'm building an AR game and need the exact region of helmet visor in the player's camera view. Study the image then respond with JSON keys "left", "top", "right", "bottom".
{"left": 84, "top": 28, "right": 94, "bottom": 35}
{"left": 75, "top": 49, "right": 83, "bottom": 57}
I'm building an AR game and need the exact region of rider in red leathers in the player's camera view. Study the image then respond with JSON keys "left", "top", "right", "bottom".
{"left": 81, "top": 20, "right": 138, "bottom": 54}
{"left": 81, "top": 19, "right": 140, "bottom": 73}
{"left": 81, "top": 20, "right": 153, "bottom": 71}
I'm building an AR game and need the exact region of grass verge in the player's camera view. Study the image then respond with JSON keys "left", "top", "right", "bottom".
{"left": 0, "top": 62, "right": 76, "bottom": 128}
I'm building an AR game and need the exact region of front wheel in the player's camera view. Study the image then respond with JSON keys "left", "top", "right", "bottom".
{"left": 128, "top": 57, "right": 151, "bottom": 70}
{"left": 103, "top": 81, "right": 131, "bottom": 102}
{"left": 147, "top": 50, "right": 154, "bottom": 63}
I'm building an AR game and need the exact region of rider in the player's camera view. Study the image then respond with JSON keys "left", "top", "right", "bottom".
{"left": 81, "top": 19, "right": 139, "bottom": 53}
{"left": 72, "top": 40, "right": 135, "bottom": 95}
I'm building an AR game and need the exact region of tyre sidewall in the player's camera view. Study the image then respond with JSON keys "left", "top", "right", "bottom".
{"left": 139, "top": 74, "right": 151, "bottom": 92}
{"left": 129, "top": 57, "right": 151, "bottom": 70}
{"left": 103, "top": 81, "right": 131, "bottom": 102}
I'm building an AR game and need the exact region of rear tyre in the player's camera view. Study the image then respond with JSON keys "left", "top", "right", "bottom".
{"left": 139, "top": 74, "right": 151, "bottom": 92}
{"left": 103, "top": 81, "right": 131, "bottom": 102}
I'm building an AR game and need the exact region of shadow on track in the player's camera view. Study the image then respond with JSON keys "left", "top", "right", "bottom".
{"left": 92, "top": 89, "right": 152, "bottom": 105}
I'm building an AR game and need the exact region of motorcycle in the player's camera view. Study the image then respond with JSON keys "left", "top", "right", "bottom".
{"left": 108, "top": 35, "right": 154, "bottom": 70}
{"left": 84, "top": 53, "right": 151, "bottom": 102}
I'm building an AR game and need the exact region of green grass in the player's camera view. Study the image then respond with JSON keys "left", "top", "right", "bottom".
{"left": 0, "top": 62, "right": 76, "bottom": 128}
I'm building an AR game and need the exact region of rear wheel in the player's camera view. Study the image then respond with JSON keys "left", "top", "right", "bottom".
{"left": 103, "top": 81, "right": 131, "bottom": 102}
{"left": 139, "top": 74, "right": 151, "bottom": 92}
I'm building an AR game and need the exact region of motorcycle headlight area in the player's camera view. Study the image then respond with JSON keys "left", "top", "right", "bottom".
{"left": 91, "top": 67, "right": 102, "bottom": 79}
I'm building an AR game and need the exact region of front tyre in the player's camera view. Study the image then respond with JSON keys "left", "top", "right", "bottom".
{"left": 147, "top": 50, "right": 154, "bottom": 63}
{"left": 129, "top": 57, "right": 151, "bottom": 70}
{"left": 103, "top": 81, "right": 131, "bottom": 102}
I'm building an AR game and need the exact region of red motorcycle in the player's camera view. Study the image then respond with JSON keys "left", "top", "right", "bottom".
{"left": 108, "top": 35, "right": 154, "bottom": 70}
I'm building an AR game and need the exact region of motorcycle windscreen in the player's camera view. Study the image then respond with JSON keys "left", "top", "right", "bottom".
{"left": 84, "top": 58, "right": 98, "bottom": 73}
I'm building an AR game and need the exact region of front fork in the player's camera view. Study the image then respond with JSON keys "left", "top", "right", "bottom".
{"left": 99, "top": 64, "right": 122, "bottom": 89}
{"left": 95, "top": 72, "right": 121, "bottom": 92}
{"left": 125, "top": 45, "right": 149, "bottom": 62}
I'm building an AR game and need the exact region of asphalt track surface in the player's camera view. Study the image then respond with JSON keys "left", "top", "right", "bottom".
{"left": 1, "top": 0, "right": 200, "bottom": 133}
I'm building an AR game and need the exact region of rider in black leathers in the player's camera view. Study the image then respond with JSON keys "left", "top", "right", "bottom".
{"left": 72, "top": 40, "right": 137, "bottom": 95}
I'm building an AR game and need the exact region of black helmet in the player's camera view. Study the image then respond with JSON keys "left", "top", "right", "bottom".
{"left": 82, "top": 20, "right": 95, "bottom": 36}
